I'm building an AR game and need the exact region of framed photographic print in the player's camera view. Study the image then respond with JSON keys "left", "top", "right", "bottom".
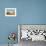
{"left": 5, "top": 8, "right": 16, "bottom": 17}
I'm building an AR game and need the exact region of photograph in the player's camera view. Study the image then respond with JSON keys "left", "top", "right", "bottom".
{"left": 5, "top": 8, "right": 16, "bottom": 16}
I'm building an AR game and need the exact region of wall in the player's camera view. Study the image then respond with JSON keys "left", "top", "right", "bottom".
{"left": 0, "top": 0, "right": 46, "bottom": 44}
